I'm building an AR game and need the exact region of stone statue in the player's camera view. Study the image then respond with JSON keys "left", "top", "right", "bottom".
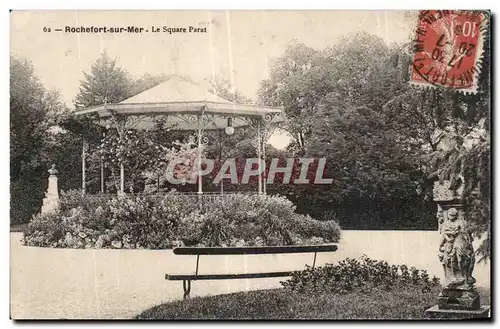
{"left": 426, "top": 169, "right": 489, "bottom": 317}
{"left": 48, "top": 164, "right": 58, "bottom": 176}
{"left": 438, "top": 208, "right": 476, "bottom": 290}
{"left": 41, "top": 164, "right": 60, "bottom": 215}
{"left": 437, "top": 208, "right": 445, "bottom": 233}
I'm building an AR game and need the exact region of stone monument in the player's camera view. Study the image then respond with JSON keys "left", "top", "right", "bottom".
{"left": 425, "top": 131, "right": 490, "bottom": 319}
{"left": 425, "top": 206, "right": 489, "bottom": 318}
{"left": 40, "top": 164, "right": 60, "bottom": 215}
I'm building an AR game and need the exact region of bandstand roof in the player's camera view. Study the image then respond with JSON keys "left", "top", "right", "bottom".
{"left": 74, "top": 75, "right": 283, "bottom": 130}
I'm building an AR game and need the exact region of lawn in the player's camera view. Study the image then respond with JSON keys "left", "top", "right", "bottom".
{"left": 10, "top": 223, "right": 28, "bottom": 233}
{"left": 136, "top": 286, "right": 490, "bottom": 320}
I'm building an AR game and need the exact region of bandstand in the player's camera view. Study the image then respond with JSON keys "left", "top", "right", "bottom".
{"left": 74, "top": 75, "right": 283, "bottom": 197}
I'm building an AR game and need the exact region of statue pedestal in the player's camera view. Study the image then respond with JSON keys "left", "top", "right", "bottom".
{"left": 40, "top": 165, "right": 60, "bottom": 215}
{"left": 425, "top": 287, "right": 490, "bottom": 319}
{"left": 425, "top": 305, "right": 490, "bottom": 319}
{"left": 438, "top": 288, "right": 480, "bottom": 310}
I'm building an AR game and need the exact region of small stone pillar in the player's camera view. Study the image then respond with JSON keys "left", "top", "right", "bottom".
{"left": 424, "top": 180, "right": 490, "bottom": 319}
{"left": 41, "top": 164, "right": 60, "bottom": 215}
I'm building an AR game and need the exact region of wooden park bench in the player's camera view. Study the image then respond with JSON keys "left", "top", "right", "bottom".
{"left": 165, "top": 244, "right": 338, "bottom": 299}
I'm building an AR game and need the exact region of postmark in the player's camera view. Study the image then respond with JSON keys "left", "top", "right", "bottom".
{"left": 410, "top": 10, "right": 488, "bottom": 93}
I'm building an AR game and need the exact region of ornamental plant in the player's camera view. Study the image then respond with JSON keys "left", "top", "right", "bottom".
{"left": 280, "top": 255, "right": 440, "bottom": 294}
{"left": 23, "top": 191, "right": 341, "bottom": 249}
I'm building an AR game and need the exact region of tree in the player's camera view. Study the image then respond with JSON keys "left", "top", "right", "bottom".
{"left": 130, "top": 73, "right": 171, "bottom": 97}
{"left": 70, "top": 53, "right": 175, "bottom": 193}
{"left": 10, "top": 56, "right": 68, "bottom": 223}
{"left": 97, "top": 117, "right": 184, "bottom": 193}
{"left": 376, "top": 12, "right": 491, "bottom": 258}
{"left": 74, "top": 51, "right": 132, "bottom": 108}
{"left": 257, "top": 33, "right": 437, "bottom": 229}
{"left": 209, "top": 75, "right": 253, "bottom": 104}
{"left": 11, "top": 56, "right": 50, "bottom": 180}
{"left": 424, "top": 13, "right": 491, "bottom": 260}
{"left": 257, "top": 43, "right": 321, "bottom": 154}
{"left": 258, "top": 34, "right": 396, "bottom": 154}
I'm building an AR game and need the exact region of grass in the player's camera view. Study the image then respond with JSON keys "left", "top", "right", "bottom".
{"left": 10, "top": 223, "right": 28, "bottom": 233}
{"left": 136, "top": 286, "right": 490, "bottom": 320}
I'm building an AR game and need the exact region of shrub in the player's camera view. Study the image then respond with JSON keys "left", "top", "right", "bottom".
{"left": 23, "top": 212, "right": 66, "bottom": 247}
{"left": 280, "top": 256, "right": 440, "bottom": 294}
{"left": 290, "top": 214, "right": 342, "bottom": 244}
{"left": 178, "top": 210, "right": 235, "bottom": 247}
{"left": 59, "top": 189, "right": 112, "bottom": 212}
{"left": 23, "top": 192, "right": 342, "bottom": 249}
{"left": 184, "top": 193, "right": 341, "bottom": 247}
{"left": 10, "top": 178, "right": 45, "bottom": 224}
{"left": 24, "top": 207, "right": 103, "bottom": 248}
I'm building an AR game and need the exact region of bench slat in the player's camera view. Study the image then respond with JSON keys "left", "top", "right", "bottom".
{"left": 166, "top": 271, "right": 296, "bottom": 281}
{"left": 173, "top": 244, "right": 338, "bottom": 255}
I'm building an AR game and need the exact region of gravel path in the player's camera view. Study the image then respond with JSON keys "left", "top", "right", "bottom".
{"left": 10, "top": 231, "right": 490, "bottom": 319}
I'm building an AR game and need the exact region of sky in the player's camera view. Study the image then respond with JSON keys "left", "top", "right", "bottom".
{"left": 10, "top": 10, "right": 417, "bottom": 148}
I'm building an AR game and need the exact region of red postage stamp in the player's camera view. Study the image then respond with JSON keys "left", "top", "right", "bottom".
{"left": 410, "top": 10, "right": 488, "bottom": 93}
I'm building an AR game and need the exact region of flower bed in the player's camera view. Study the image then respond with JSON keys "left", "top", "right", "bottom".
{"left": 23, "top": 191, "right": 341, "bottom": 249}
{"left": 281, "top": 256, "right": 440, "bottom": 294}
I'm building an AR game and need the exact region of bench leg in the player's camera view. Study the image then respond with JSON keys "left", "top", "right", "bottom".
{"left": 183, "top": 279, "right": 191, "bottom": 300}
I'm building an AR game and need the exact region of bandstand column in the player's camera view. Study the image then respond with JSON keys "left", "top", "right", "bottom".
{"left": 262, "top": 132, "right": 266, "bottom": 195}
{"left": 197, "top": 113, "right": 203, "bottom": 195}
{"left": 100, "top": 158, "right": 105, "bottom": 193}
{"left": 112, "top": 114, "right": 126, "bottom": 195}
{"left": 120, "top": 163, "right": 125, "bottom": 194}
{"left": 257, "top": 118, "right": 262, "bottom": 194}
{"left": 81, "top": 136, "right": 86, "bottom": 196}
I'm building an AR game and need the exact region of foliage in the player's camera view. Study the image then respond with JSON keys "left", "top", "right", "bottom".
{"left": 23, "top": 212, "right": 68, "bottom": 247}
{"left": 10, "top": 177, "right": 46, "bottom": 225}
{"left": 38, "top": 128, "right": 85, "bottom": 192}
{"left": 71, "top": 53, "right": 180, "bottom": 194}
{"left": 136, "top": 287, "right": 442, "bottom": 319}
{"left": 23, "top": 192, "right": 341, "bottom": 249}
{"left": 258, "top": 26, "right": 490, "bottom": 237}
{"left": 24, "top": 192, "right": 191, "bottom": 249}
{"left": 10, "top": 223, "right": 28, "bottom": 233}
{"left": 209, "top": 75, "right": 253, "bottom": 104}
{"left": 257, "top": 34, "right": 436, "bottom": 229}
{"left": 97, "top": 121, "right": 182, "bottom": 192}
{"left": 59, "top": 189, "right": 112, "bottom": 212}
{"left": 178, "top": 193, "right": 341, "bottom": 247}
{"left": 421, "top": 12, "right": 491, "bottom": 260}
{"left": 10, "top": 56, "right": 50, "bottom": 180}
{"left": 129, "top": 73, "right": 171, "bottom": 97}
{"left": 74, "top": 51, "right": 132, "bottom": 109}
{"left": 87, "top": 73, "right": 176, "bottom": 191}
{"left": 281, "top": 256, "right": 439, "bottom": 295}
{"left": 257, "top": 42, "right": 322, "bottom": 154}
{"left": 381, "top": 15, "right": 491, "bottom": 257}
{"left": 136, "top": 283, "right": 491, "bottom": 320}
{"left": 10, "top": 56, "right": 68, "bottom": 223}
{"left": 10, "top": 52, "right": 176, "bottom": 223}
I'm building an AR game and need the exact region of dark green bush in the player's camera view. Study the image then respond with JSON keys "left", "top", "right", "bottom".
{"left": 280, "top": 256, "right": 440, "bottom": 294}
{"left": 10, "top": 178, "right": 45, "bottom": 224}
